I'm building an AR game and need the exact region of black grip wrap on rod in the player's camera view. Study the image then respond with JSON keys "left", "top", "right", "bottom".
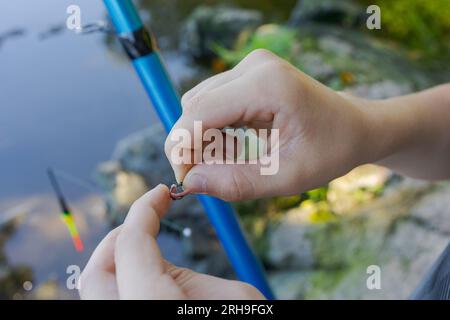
{"left": 118, "top": 27, "right": 156, "bottom": 60}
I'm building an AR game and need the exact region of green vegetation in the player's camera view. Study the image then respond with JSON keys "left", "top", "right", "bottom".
{"left": 358, "top": 0, "right": 450, "bottom": 59}
{"left": 215, "top": 25, "right": 298, "bottom": 66}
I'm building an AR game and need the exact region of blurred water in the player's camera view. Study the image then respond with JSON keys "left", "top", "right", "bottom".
{"left": 0, "top": 0, "right": 294, "bottom": 299}
{"left": 1, "top": 1, "right": 158, "bottom": 199}
{"left": 0, "top": 0, "right": 199, "bottom": 299}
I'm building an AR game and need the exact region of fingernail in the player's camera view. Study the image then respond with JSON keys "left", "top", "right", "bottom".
{"left": 174, "top": 167, "right": 187, "bottom": 184}
{"left": 156, "top": 183, "right": 169, "bottom": 193}
{"left": 185, "top": 173, "right": 207, "bottom": 194}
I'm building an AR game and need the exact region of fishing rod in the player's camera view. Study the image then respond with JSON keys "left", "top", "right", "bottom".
{"left": 103, "top": 0, "right": 274, "bottom": 299}
{"left": 47, "top": 168, "right": 84, "bottom": 252}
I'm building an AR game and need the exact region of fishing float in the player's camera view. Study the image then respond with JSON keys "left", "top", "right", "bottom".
{"left": 103, "top": 0, "right": 274, "bottom": 298}
{"left": 47, "top": 168, "right": 84, "bottom": 252}
{"left": 50, "top": 167, "right": 191, "bottom": 239}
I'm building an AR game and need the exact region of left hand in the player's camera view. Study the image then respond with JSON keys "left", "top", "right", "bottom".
{"left": 79, "top": 184, "right": 265, "bottom": 300}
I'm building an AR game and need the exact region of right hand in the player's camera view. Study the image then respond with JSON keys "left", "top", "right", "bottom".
{"left": 165, "top": 49, "right": 371, "bottom": 201}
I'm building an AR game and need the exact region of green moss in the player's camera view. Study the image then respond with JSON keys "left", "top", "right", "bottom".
{"left": 305, "top": 269, "right": 347, "bottom": 299}
{"left": 307, "top": 216, "right": 386, "bottom": 269}
{"left": 234, "top": 199, "right": 279, "bottom": 262}
{"left": 358, "top": 0, "right": 450, "bottom": 59}
{"left": 306, "top": 201, "right": 337, "bottom": 223}
{"left": 305, "top": 187, "right": 329, "bottom": 202}
{"left": 214, "top": 25, "right": 299, "bottom": 66}
{"left": 270, "top": 195, "right": 303, "bottom": 211}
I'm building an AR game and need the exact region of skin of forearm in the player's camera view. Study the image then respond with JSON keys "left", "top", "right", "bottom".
{"left": 358, "top": 84, "right": 450, "bottom": 179}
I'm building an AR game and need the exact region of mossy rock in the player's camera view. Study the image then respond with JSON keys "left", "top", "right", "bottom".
{"left": 217, "top": 23, "right": 437, "bottom": 92}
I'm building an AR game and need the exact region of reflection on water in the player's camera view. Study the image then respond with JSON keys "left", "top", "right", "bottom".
{"left": 1, "top": 194, "right": 108, "bottom": 299}
{"left": 0, "top": 0, "right": 294, "bottom": 299}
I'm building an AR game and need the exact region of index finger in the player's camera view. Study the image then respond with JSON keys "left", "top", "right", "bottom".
{"left": 114, "top": 184, "right": 184, "bottom": 299}
{"left": 122, "top": 184, "right": 171, "bottom": 236}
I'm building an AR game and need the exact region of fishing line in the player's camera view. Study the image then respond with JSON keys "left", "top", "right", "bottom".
{"left": 68, "top": 21, "right": 194, "bottom": 231}
{"left": 76, "top": 23, "right": 188, "bottom": 202}
{"left": 49, "top": 167, "right": 191, "bottom": 238}
{"left": 0, "top": 28, "right": 26, "bottom": 47}
{"left": 51, "top": 167, "right": 99, "bottom": 194}
{"left": 75, "top": 21, "right": 114, "bottom": 35}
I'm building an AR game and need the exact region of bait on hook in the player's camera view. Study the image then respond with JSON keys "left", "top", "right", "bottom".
{"left": 169, "top": 182, "right": 189, "bottom": 200}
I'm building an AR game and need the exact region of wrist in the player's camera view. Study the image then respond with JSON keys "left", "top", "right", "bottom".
{"left": 343, "top": 94, "right": 407, "bottom": 166}
{"left": 356, "top": 95, "right": 427, "bottom": 167}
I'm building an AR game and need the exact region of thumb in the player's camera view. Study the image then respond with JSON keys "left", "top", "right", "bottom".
{"left": 183, "top": 163, "right": 269, "bottom": 202}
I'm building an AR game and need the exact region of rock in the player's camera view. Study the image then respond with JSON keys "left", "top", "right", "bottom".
{"left": 308, "top": 219, "right": 450, "bottom": 299}
{"left": 327, "top": 164, "right": 392, "bottom": 215}
{"left": 368, "top": 221, "right": 449, "bottom": 299}
{"left": 385, "top": 221, "right": 449, "bottom": 267}
{"left": 219, "top": 21, "right": 434, "bottom": 90}
{"left": 409, "top": 183, "right": 450, "bottom": 235}
{"left": 269, "top": 271, "right": 313, "bottom": 299}
{"left": 181, "top": 6, "right": 263, "bottom": 59}
{"left": 294, "top": 26, "right": 431, "bottom": 89}
{"left": 114, "top": 171, "right": 148, "bottom": 208}
{"left": 263, "top": 160, "right": 450, "bottom": 299}
{"left": 95, "top": 161, "right": 122, "bottom": 192}
{"left": 95, "top": 124, "right": 204, "bottom": 224}
{"left": 289, "top": 0, "right": 365, "bottom": 27}
{"left": 347, "top": 80, "right": 413, "bottom": 99}
{"left": 283, "top": 203, "right": 449, "bottom": 299}
{"left": 112, "top": 125, "right": 174, "bottom": 186}
{"left": 267, "top": 217, "right": 315, "bottom": 270}
{"left": 180, "top": 219, "right": 219, "bottom": 259}
{"left": 267, "top": 165, "right": 393, "bottom": 272}
{"left": 318, "top": 36, "right": 353, "bottom": 56}
{"left": 192, "top": 248, "right": 235, "bottom": 279}
{"left": 295, "top": 52, "right": 335, "bottom": 79}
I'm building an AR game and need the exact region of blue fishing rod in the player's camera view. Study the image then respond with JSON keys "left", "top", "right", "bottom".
{"left": 103, "top": 0, "right": 274, "bottom": 299}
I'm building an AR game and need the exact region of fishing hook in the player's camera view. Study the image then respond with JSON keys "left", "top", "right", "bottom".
{"left": 170, "top": 182, "right": 190, "bottom": 200}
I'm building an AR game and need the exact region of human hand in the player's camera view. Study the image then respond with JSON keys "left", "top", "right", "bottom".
{"left": 165, "top": 49, "right": 371, "bottom": 201}
{"left": 79, "top": 184, "right": 265, "bottom": 300}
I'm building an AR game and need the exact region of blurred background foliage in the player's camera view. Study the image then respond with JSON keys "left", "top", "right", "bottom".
{"left": 358, "top": 0, "right": 450, "bottom": 59}
{"left": 219, "top": 0, "right": 450, "bottom": 61}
